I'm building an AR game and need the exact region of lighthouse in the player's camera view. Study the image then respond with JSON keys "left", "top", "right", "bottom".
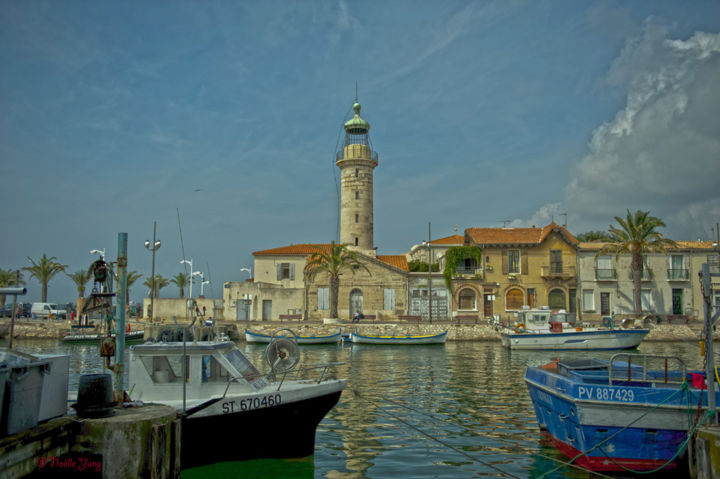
{"left": 336, "top": 101, "right": 378, "bottom": 255}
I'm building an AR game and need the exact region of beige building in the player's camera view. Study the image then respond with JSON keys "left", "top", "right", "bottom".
{"left": 577, "top": 241, "right": 720, "bottom": 322}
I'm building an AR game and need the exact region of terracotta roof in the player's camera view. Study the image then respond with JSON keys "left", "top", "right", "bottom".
{"left": 431, "top": 235, "right": 465, "bottom": 245}
{"left": 377, "top": 255, "right": 409, "bottom": 271}
{"left": 465, "top": 222, "right": 578, "bottom": 246}
{"left": 253, "top": 244, "right": 330, "bottom": 256}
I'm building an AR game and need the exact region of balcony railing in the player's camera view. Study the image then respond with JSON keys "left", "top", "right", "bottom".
{"left": 595, "top": 268, "right": 617, "bottom": 280}
{"left": 540, "top": 265, "right": 575, "bottom": 279}
{"left": 455, "top": 267, "right": 482, "bottom": 279}
{"left": 667, "top": 268, "right": 689, "bottom": 280}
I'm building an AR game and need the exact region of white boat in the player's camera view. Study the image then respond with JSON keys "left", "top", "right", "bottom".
{"left": 129, "top": 335, "right": 345, "bottom": 468}
{"left": 348, "top": 330, "right": 447, "bottom": 345}
{"left": 245, "top": 328, "right": 342, "bottom": 344}
{"left": 62, "top": 329, "right": 145, "bottom": 343}
{"left": 501, "top": 308, "right": 649, "bottom": 350}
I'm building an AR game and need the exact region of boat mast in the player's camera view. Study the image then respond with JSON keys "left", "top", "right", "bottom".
{"left": 702, "top": 262, "right": 720, "bottom": 424}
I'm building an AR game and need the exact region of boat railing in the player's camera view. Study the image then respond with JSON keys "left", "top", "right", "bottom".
{"left": 608, "top": 353, "right": 688, "bottom": 386}
{"left": 222, "top": 361, "right": 345, "bottom": 396}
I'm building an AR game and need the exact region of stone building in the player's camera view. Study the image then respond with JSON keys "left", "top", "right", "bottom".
{"left": 577, "top": 240, "right": 719, "bottom": 322}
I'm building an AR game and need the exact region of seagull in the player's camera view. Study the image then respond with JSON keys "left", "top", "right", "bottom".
{"left": 194, "top": 188, "right": 201, "bottom": 192}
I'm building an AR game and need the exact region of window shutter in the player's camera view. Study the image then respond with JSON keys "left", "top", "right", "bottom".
{"left": 502, "top": 250, "right": 508, "bottom": 274}
{"left": 290, "top": 263, "right": 295, "bottom": 280}
{"left": 384, "top": 288, "right": 395, "bottom": 310}
{"left": 276, "top": 264, "right": 282, "bottom": 281}
{"left": 522, "top": 253, "right": 528, "bottom": 275}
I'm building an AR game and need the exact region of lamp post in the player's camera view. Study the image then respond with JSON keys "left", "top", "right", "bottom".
{"left": 240, "top": 267, "right": 252, "bottom": 280}
{"left": 200, "top": 274, "right": 210, "bottom": 297}
{"left": 90, "top": 249, "right": 105, "bottom": 257}
{"left": 144, "top": 222, "right": 161, "bottom": 322}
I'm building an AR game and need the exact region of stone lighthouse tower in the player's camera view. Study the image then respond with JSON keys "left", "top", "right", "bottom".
{"left": 336, "top": 101, "right": 378, "bottom": 255}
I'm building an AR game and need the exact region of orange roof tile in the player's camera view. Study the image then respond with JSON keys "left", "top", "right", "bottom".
{"left": 465, "top": 222, "right": 578, "bottom": 246}
{"left": 253, "top": 244, "right": 330, "bottom": 256}
{"left": 377, "top": 255, "right": 409, "bottom": 271}
{"left": 431, "top": 235, "right": 465, "bottom": 245}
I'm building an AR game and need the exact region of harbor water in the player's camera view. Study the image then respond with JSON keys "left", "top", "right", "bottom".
{"left": 10, "top": 338, "right": 706, "bottom": 478}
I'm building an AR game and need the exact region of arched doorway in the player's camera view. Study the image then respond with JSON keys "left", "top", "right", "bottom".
{"left": 458, "top": 288, "right": 476, "bottom": 310}
{"left": 506, "top": 289, "right": 524, "bottom": 310}
{"left": 548, "top": 289, "right": 566, "bottom": 310}
{"left": 349, "top": 288, "right": 363, "bottom": 316}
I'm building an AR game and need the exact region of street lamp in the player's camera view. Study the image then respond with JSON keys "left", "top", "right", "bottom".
{"left": 144, "top": 222, "right": 161, "bottom": 322}
{"left": 200, "top": 274, "right": 210, "bottom": 297}
{"left": 90, "top": 249, "right": 106, "bottom": 257}
{"left": 240, "top": 267, "right": 252, "bottom": 280}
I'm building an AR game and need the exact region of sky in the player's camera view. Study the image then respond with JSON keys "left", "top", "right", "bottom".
{"left": 1, "top": 1, "right": 719, "bottom": 304}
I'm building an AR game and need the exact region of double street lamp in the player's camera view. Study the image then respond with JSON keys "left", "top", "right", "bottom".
{"left": 180, "top": 259, "right": 203, "bottom": 299}
{"left": 145, "top": 222, "right": 161, "bottom": 322}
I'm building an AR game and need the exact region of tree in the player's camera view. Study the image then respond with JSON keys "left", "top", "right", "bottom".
{"left": 170, "top": 273, "right": 190, "bottom": 298}
{"left": 23, "top": 255, "right": 67, "bottom": 302}
{"left": 126, "top": 271, "right": 142, "bottom": 304}
{"left": 599, "top": 210, "right": 677, "bottom": 318}
{"left": 305, "top": 242, "right": 369, "bottom": 319}
{"left": 143, "top": 274, "right": 169, "bottom": 297}
{"left": 408, "top": 260, "right": 439, "bottom": 272}
{"left": 576, "top": 230, "right": 614, "bottom": 242}
{"left": 67, "top": 270, "right": 91, "bottom": 297}
{"left": 0, "top": 268, "right": 25, "bottom": 307}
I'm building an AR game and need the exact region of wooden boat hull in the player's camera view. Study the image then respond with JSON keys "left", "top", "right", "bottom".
{"left": 348, "top": 331, "right": 447, "bottom": 344}
{"left": 244, "top": 329, "right": 342, "bottom": 344}
{"left": 501, "top": 328, "right": 648, "bottom": 350}
{"left": 62, "top": 330, "right": 145, "bottom": 343}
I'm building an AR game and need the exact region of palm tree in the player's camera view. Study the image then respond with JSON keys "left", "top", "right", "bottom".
{"left": 126, "top": 271, "right": 142, "bottom": 304}
{"left": 305, "top": 241, "right": 369, "bottom": 319}
{"left": 170, "top": 273, "right": 190, "bottom": 298}
{"left": 23, "top": 255, "right": 66, "bottom": 302}
{"left": 143, "top": 274, "right": 169, "bottom": 298}
{"left": 600, "top": 210, "right": 677, "bottom": 318}
{"left": 67, "top": 270, "right": 92, "bottom": 297}
{"left": 0, "top": 268, "right": 25, "bottom": 307}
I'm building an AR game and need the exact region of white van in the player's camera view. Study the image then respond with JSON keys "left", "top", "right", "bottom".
{"left": 31, "top": 303, "right": 67, "bottom": 319}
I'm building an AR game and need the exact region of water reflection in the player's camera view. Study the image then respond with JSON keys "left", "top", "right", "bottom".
{"left": 7, "top": 338, "right": 706, "bottom": 478}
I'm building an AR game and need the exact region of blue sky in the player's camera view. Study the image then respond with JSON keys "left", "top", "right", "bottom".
{"left": 1, "top": 1, "right": 719, "bottom": 304}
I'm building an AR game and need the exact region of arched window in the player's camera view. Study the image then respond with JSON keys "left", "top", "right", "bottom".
{"left": 506, "top": 289, "right": 524, "bottom": 310}
{"left": 548, "top": 289, "right": 566, "bottom": 310}
{"left": 458, "top": 288, "right": 476, "bottom": 310}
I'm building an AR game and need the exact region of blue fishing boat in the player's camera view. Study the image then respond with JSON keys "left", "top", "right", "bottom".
{"left": 245, "top": 328, "right": 342, "bottom": 344}
{"left": 348, "top": 330, "right": 447, "bottom": 344}
{"left": 525, "top": 354, "right": 718, "bottom": 472}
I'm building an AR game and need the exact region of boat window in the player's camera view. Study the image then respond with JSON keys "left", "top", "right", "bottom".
{"left": 141, "top": 355, "right": 188, "bottom": 383}
{"left": 224, "top": 349, "right": 266, "bottom": 389}
{"left": 201, "top": 355, "right": 231, "bottom": 383}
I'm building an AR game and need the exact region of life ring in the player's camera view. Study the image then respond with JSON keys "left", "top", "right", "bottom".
{"left": 514, "top": 323, "right": 526, "bottom": 333}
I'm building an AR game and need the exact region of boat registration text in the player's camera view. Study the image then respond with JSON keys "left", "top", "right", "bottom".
{"left": 222, "top": 394, "right": 282, "bottom": 413}
{"left": 578, "top": 386, "right": 635, "bottom": 402}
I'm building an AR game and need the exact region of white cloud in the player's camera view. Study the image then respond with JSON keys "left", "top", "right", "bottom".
{"left": 520, "top": 26, "right": 720, "bottom": 239}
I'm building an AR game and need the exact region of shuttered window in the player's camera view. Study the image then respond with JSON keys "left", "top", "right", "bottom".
{"left": 508, "top": 250, "right": 520, "bottom": 273}
{"left": 506, "top": 289, "right": 523, "bottom": 310}
{"left": 383, "top": 288, "right": 396, "bottom": 310}
{"left": 276, "top": 263, "right": 295, "bottom": 280}
{"left": 582, "top": 289, "right": 594, "bottom": 311}
{"left": 318, "top": 288, "right": 329, "bottom": 310}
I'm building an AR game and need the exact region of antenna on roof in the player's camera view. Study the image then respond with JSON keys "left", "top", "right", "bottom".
{"left": 355, "top": 81, "right": 358, "bottom": 102}
{"left": 498, "top": 220, "right": 511, "bottom": 228}
{"left": 560, "top": 213, "right": 567, "bottom": 228}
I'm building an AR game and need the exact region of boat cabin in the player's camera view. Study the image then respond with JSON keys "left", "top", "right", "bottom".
{"left": 129, "top": 341, "right": 268, "bottom": 403}
{"left": 515, "top": 307, "right": 576, "bottom": 331}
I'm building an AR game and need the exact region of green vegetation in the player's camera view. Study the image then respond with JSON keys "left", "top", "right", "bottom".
{"left": 576, "top": 230, "right": 613, "bottom": 242}
{"left": 143, "top": 274, "right": 169, "bottom": 297}
{"left": 171, "top": 273, "right": 190, "bottom": 298}
{"left": 408, "top": 260, "right": 440, "bottom": 272}
{"left": 67, "top": 270, "right": 92, "bottom": 297}
{"left": 0, "top": 268, "right": 25, "bottom": 306}
{"left": 599, "top": 210, "right": 677, "bottom": 318}
{"left": 443, "top": 246, "right": 483, "bottom": 291}
{"left": 23, "top": 254, "right": 67, "bottom": 302}
{"left": 305, "top": 241, "right": 370, "bottom": 319}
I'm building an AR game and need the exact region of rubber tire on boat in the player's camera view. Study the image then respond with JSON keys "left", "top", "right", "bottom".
{"left": 175, "top": 329, "right": 193, "bottom": 342}
{"left": 144, "top": 337, "right": 156, "bottom": 344}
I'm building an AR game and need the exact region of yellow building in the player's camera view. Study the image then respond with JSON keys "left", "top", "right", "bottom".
{"left": 462, "top": 222, "right": 579, "bottom": 322}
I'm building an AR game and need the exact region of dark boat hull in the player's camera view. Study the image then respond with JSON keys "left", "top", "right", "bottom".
{"left": 181, "top": 390, "right": 342, "bottom": 469}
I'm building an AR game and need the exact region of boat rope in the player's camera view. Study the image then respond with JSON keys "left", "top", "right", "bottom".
{"left": 537, "top": 380, "right": 691, "bottom": 479}
{"left": 351, "top": 388, "right": 523, "bottom": 479}
{"left": 596, "top": 409, "right": 714, "bottom": 474}
{"left": 368, "top": 392, "right": 617, "bottom": 479}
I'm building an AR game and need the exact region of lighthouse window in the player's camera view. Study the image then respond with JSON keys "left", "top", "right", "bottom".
{"left": 355, "top": 214, "right": 359, "bottom": 223}
{"left": 355, "top": 237, "right": 359, "bottom": 246}
{"left": 355, "top": 191, "right": 359, "bottom": 200}
{"left": 355, "top": 168, "right": 359, "bottom": 177}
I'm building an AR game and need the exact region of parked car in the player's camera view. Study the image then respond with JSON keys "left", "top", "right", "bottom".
{"left": 0, "top": 304, "right": 13, "bottom": 318}
{"left": 0, "top": 303, "right": 31, "bottom": 318}
{"left": 31, "top": 302, "right": 67, "bottom": 319}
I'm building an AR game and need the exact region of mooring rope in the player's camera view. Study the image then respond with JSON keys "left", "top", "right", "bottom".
{"left": 351, "top": 388, "right": 618, "bottom": 479}
{"left": 537, "top": 380, "right": 691, "bottom": 479}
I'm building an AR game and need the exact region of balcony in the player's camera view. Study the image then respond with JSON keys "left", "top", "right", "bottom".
{"left": 455, "top": 267, "right": 482, "bottom": 280}
{"left": 667, "top": 268, "right": 689, "bottom": 280}
{"left": 540, "top": 265, "right": 576, "bottom": 280}
{"left": 595, "top": 268, "right": 617, "bottom": 281}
